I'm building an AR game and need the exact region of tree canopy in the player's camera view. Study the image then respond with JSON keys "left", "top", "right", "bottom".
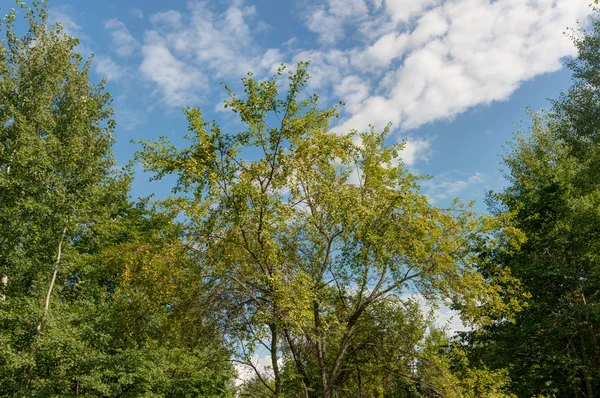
{"left": 136, "top": 61, "right": 524, "bottom": 397}
{"left": 462, "top": 11, "right": 600, "bottom": 398}
{"left": 2, "top": 1, "right": 600, "bottom": 397}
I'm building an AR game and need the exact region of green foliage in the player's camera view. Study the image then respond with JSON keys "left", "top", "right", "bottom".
{"left": 138, "top": 62, "right": 524, "bottom": 397}
{"left": 6, "top": 1, "right": 577, "bottom": 396}
{"left": 0, "top": 2, "right": 235, "bottom": 396}
{"left": 0, "top": 0, "right": 124, "bottom": 298}
{"left": 464, "top": 10, "right": 600, "bottom": 398}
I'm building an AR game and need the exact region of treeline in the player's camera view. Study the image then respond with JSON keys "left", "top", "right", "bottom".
{"left": 0, "top": 2, "right": 598, "bottom": 397}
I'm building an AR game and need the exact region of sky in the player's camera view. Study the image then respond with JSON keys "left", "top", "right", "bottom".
{"left": 29, "top": 0, "right": 591, "bottom": 210}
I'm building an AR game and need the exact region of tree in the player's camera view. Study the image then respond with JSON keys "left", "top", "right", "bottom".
{"left": 0, "top": 2, "right": 235, "bottom": 395}
{"left": 0, "top": 0, "right": 122, "bottom": 317}
{"left": 138, "top": 62, "right": 524, "bottom": 397}
{"left": 464, "top": 10, "right": 600, "bottom": 397}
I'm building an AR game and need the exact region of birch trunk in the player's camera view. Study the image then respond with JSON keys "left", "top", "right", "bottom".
{"left": 1, "top": 273, "right": 6, "bottom": 301}
{"left": 37, "top": 220, "right": 68, "bottom": 332}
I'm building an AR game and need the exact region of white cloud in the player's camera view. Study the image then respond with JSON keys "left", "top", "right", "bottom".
{"left": 400, "top": 137, "right": 432, "bottom": 166}
{"left": 303, "top": 0, "right": 370, "bottom": 45}
{"left": 95, "top": 55, "right": 122, "bottom": 81}
{"left": 422, "top": 171, "right": 487, "bottom": 204}
{"left": 304, "top": 0, "right": 590, "bottom": 135}
{"left": 328, "top": 0, "right": 370, "bottom": 19}
{"left": 139, "top": 1, "right": 285, "bottom": 107}
{"left": 304, "top": 6, "right": 346, "bottom": 45}
{"left": 133, "top": 0, "right": 590, "bottom": 134}
{"left": 404, "top": 293, "right": 470, "bottom": 334}
{"left": 139, "top": 34, "right": 207, "bottom": 107}
{"left": 105, "top": 18, "right": 138, "bottom": 57}
{"left": 234, "top": 355, "right": 273, "bottom": 386}
{"left": 384, "top": 0, "right": 439, "bottom": 23}
{"left": 334, "top": 75, "right": 370, "bottom": 112}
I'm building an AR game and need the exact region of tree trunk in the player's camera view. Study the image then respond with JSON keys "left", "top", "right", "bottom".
{"left": 1, "top": 273, "right": 6, "bottom": 301}
{"left": 284, "top": 328, "right": 312, "bottom": 397}
{"left": 270, "top": 323, "right": 282, "bottom": 397}
{"left": 38, "top": 221, "right": 68, "bottom": 332}
{"left": 314, "top": 301, "right": 329, "bottom": 398}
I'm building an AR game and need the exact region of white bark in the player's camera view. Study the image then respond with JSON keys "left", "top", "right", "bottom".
{"left": 37, "top": 220, "right": 68, "bottom": 332}
{"left": 44, "top": 222, "right": 68, "bottom": 312}
{"left": 1, "top": 273, "right": 7, "bottom": 301}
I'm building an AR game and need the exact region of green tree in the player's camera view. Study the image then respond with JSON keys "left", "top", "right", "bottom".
{"left": 0, "top": 2, "right": 235, "bottom": 395}
{"left": 464, "top": 10, "right": 600, "bottom": 397}
{"left": 138, "top": 62, "right": 524, "bottom": 397}
{"left": 0, "top": 0, "right": 122, "bottom": 317}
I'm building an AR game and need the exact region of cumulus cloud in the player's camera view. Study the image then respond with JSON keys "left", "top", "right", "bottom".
{"left": 139, "top": 1, "right": 284, "bottom": 107}
{"left": 403, "top": 293, "right": 470, "bottom": 334}
{"left": 303, "top": 0, "right": 370, "bottom": 45}
{"left": 234, "top": 354, "right": 276, "bottom": 385}
{"left": 134, "top": 0, "right": 590, "bottom": 148}
{"left": 385, "top": 0, "right": 439, "bottom": 23}
{"left": 304, "top": 6, "right": 346, "bottom": 45}
{"left": 341, "top": 0, "right": 588, "bottom": 133}
{"left": 334, "top": 75, "right": 370, "bottom": 112}
{"left": 139, "top": 33, "right": 207, "bottom": 107}
{"left": 105, "top": 18, "right": 138, "bottom": 56}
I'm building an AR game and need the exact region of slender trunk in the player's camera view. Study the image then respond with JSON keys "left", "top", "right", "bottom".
{"left": 24, "top": 366, "right": 31, "bottom": 390}
{"left": 38, "top": 220, "right": 68, "bottom": 332}
{"left": 269, "top": 323, "right": 282, "bottom": 397}
{"left": 284, "top": 329, "right": 311, "bottom": 397}
{"left": 1, "top": 273, "right": 6, "bottom": 301}
{"left": 328, "top": 300, "right": 370, "bottom": 394}
{"left": 314, "top": 301, "right": 329, "bottom": 398}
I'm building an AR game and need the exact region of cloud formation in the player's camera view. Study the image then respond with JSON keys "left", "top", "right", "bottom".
{"left": 95, "top": 55, "right": 123, "bottom": 81}
{"left": 400, "top": 137, "right": 432, "bottom": 166}
{"left": 132, "top": 0, "right": 589, "bottom": 161}
{"left": 105, "top": 18, "right": 138, "bottom": 57}
{"left": 332, "top": 0, "right": 589, "bottom": 133}
{"left": 422, "top": 171, "right": 487, "bottom": 204}
{"left": 139, "top": 1, "right": 283, "bottom": 107}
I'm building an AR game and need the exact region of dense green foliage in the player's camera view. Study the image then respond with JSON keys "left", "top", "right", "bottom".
{"left": 0, "top": 2, "right": 233, "bottom": 396}
{"left": 463, "top": 11, "right": 600, "bottom": 398}
{"left": 3, "top": 1, "right": 600, "bottom": 397}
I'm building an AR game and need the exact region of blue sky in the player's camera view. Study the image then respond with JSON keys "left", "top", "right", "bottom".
{"left": 38, "top": 0, "right": 591, "bottom": 210}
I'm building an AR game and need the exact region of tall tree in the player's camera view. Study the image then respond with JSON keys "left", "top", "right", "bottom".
{"left": 0, "top": 2, "right": 235, "bottom": 395}
{"left": 138, "top": 63, "right": 524, "bottom": 397}
{"left": 0, "top": 0, "right": 122, "bottom": 314}
{"left": 464, "top": 9, "right": 600, "bottom": 397}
